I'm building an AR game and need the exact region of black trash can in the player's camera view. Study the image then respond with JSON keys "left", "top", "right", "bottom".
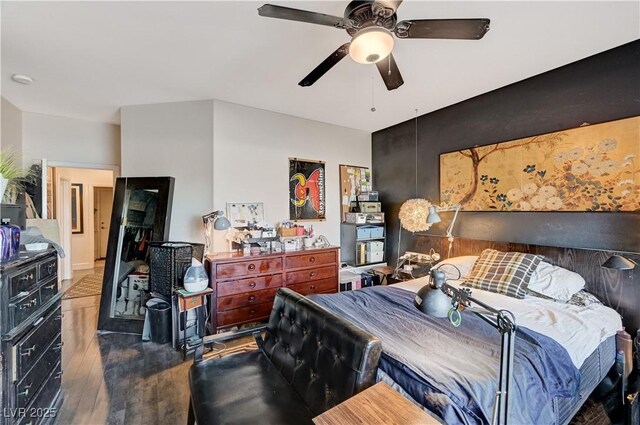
{"left": 148, "top": 301, "right": 171, "bottom": 344}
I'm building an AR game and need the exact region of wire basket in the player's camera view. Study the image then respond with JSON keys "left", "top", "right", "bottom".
{"left": 149, "top": 242, "right": 204, "bottom": 299}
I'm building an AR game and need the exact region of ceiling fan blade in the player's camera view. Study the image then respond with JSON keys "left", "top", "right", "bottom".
{"left": 372, "top": 0, "right": 403, "bottom": 18}
{"left": 299, "top": 43, "right": 351, "bottom": 87}
{"left": 375, "top": 53, "right": 404, "bottom": 91}
{"left": 258, "top": 4, "right": 347, "bottom": 29}
{"left": 394, "top": 19, "right": 490, "bottom": 39}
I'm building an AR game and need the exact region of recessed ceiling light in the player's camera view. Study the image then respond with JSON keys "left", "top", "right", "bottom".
{"left": 11, "top": 74, "right": 34, "bottom": 85}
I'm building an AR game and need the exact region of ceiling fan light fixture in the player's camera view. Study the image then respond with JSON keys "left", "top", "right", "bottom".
{"left": 349, "top": 27, "right": 394, "bottom": 64}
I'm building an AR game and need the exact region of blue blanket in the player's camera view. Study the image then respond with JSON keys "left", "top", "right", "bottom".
{"left": 309, "top": 286, "right": 579, "bottom": 425}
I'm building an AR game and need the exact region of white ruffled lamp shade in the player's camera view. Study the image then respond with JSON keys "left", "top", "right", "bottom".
{"left": 398, "top": 198, "right": 433, "bottom": 232}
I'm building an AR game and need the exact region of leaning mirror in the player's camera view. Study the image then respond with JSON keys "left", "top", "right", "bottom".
{"left": 97, "top": 177, "right": 174, "bottom": 334}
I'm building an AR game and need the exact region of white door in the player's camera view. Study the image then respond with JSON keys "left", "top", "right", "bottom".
{"left": 95, "top": 187, "right": 113, "bottom": 259}
{"left": 57, "top": 177, "right": 73, "bottom": 281}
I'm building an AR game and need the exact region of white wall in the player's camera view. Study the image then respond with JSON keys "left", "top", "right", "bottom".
{"left": 1, "top": 97, "right": 23, "bottom": 154}
{"left": 22, "top": 112, "right": 120, "bottom": 167}
{"left": 212, "top": 100, "right": 371, "bottom": 251}
{"left": 120, "top": 100, "right": 214, "bottom": 243}
{"left": 56, "top": 167, "right": 113, "bottom": 270}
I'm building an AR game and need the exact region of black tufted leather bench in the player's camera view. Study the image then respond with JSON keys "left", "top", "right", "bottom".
{"left": 187, "top": 287, "right": 383, "bottom": 425}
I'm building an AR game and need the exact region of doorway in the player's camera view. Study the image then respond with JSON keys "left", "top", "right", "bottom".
{"left": 94, "top": 187, "right": 113, "bottom": 260}
{"left": 49, "top": 167, "right": 114, "bottom": 271}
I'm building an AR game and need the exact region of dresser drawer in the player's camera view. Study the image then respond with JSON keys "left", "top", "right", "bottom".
{"left": 10, "top": 290, "right": 41, "bottom": 330}
{"left": 39, "top": 277, "right": 59, "bottom": 306}
{"left": 286, "top": 265, "right": 336, "bottom": 285}
{"left": 217, "top": 274, "right": 283, "bottom": 297}
{"left": 288, "top": 278, "right": 337, "bottom": 296}
{"left": 15, "top": 304, "right": 63, "bottom": 378}
{"left": 15, "top": 334, "right": 62, "bottom": 409}
{"left": 9, "top": 266, "right": 38, "bottom": 300}
{"left": 17, "top": 363, "right": 62, "bottom": 425}
{"left": 38, "top": 258, "right": 57, "bottom": 281}
{"left": 285, "top": 252, "right": 336, "bottom": 269}
{"left": 217, "top": 287, "right": 279, "bottom": 311}
{"left": 217, "top": 303, "right": 273, "bottom": 327}
{"left": 216, "top": 258, "right": 283, "bottom": 279}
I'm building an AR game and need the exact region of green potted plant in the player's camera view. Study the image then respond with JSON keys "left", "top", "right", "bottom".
{"left": 0, "top": 148, "right": 26, "bottom": 202}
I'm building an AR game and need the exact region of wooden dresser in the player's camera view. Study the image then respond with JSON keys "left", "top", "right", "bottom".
{"left": 205, "top": 247, "right": 339, "bottom": 333}
{"left": 1, "top": 249, "right": 62, "bottom": 425}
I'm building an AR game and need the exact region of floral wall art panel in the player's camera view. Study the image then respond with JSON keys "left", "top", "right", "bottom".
{"left": 440, "top": 116, "right": 639, "bottom": 212}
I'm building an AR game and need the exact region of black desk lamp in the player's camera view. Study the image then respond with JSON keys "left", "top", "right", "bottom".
{"left": 414, "top": 267, "right": 516, "bottom": 425}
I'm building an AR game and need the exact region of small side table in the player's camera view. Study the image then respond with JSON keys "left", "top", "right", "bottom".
{"left": 313, "top": 382, "right": 441, "bottom": 425}
{"left": 174, "top": 287, "right": 213, "bottom": 360}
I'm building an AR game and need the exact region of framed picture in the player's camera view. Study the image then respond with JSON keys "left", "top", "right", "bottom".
{"left": 71, "top": 183, "right": 84, "bottom": 233}
{"left": 440, "top": 116, "right": 639, "bottom": 212}
{"left": 339, "top": 164, "right": 372, "bottom": 222}
{"left": 289, "top": 158, "right": 326, "bottom": 221}
{"left": 226, "top": 202, "right": 265, "bottom": 228}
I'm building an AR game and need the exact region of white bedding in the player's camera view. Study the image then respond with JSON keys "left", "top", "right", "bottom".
{"left": 393, "top": 277, "right": 622, "bottom": 368}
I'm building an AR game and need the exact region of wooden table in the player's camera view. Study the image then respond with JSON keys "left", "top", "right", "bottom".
{"left": 313, "top": 382, "right": 441, "bottom": 425}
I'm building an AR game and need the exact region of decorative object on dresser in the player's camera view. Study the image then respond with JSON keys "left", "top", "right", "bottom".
{"left": 205, "top": 246, "right": 338, "bottom": 333}
{"left": 97, "top": 177, "right": 175, "bottom": 334}
{"left": 1, "top": 249, "right": 62, "bottom": 425}
{"left": 289, "top": 158, "right": 326, "bottom": 221}
{"left": 202, "top": 210, "right": 231, "bottom": 256}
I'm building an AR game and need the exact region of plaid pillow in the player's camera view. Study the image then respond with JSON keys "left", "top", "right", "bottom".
{"left": 463, "top": 249, "right": 543, "bottom": 299}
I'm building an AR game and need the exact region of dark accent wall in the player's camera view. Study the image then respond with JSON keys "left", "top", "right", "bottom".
{"left": 373, "top": 40, "right": 640, "bottom": 266}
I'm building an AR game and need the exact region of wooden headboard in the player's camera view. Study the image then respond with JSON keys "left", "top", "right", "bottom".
{"left": 414, "top": 235, "right": 640, "bottom": 336}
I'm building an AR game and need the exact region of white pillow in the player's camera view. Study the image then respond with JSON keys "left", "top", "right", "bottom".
{"left": 434, "top": 256, "right": 479, "bottom": 280}
{"left": 527, "top": 261, "right": 585, "bottom": 301}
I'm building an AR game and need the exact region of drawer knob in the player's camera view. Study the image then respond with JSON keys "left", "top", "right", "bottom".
{"left": 53, "top": 342, "right": 64, "bottom": 351}
{"left": 249, "top": 281, "right": 257, "bottom": 288}
{"left": 19, "top": 299, "right": 37, "bottom": 310}
{"left": 18, "top": 385, "right": 30, "bottom": 397}
{"left": 54, "top": 371, "right": 63, "bottom": 380}
{"left": 310, "top": 285, "right": 316, "bottom": 290}
{"left": 20, "top": 273, "right": 35, "bottom": 281}
{"left": 309, "top": 257, "right": 316, "bottom": 263}
{"left": 250, "top": 309, "right": 255, "bottom": 315}
{"left": 21, "top": 345, "right": 37, "bottom": 357}
{"left": 248, "top": 264, "right": 256, "bottom": 271}
{"left": 248, "top": 295, "right": 256, "bottom": 302}
{"left": 44, "top": 283, "right": 56, "bottom": 290}
{"left": 309, "top": 272, "right": 316, "bottom": 277}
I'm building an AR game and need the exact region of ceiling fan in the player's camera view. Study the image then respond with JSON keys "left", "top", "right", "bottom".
{"left": 258, "top": 1, "right": 490, "bottom": 91}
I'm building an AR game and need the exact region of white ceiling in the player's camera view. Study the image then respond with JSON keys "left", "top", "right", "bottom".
{"left": 2, "top": 1, "right": 639, "bottom": 132}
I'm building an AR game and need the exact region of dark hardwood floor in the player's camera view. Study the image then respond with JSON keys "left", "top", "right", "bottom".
{"left": 54, "top": 267, "right": 251, "bottom": 425}
{"left": 56, "top": 293, "right": 191, "bottom": 425}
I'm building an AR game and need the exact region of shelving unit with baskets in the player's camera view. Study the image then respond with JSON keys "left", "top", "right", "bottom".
{"left": 340, "top": 222, "right": 386, "bottom": 267}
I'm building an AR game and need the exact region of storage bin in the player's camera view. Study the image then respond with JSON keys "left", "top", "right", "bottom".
{"left": 345, "top": 213, "right": 367, "bottom": 224}
{"left": 367, "top": 241, "right": 384, "bottom": 252}
{"left": 149, "top": 242, "right": 204, "bottom": 299}
{"left": 366, "top": 251, "right": 384, "bottom": 263}
{"left": 369, "top": 226, "right": 384, "bottom": 238}
{"left": 356, "top": 226, "right": 372, "bottom": 239}
{"left": 360, "top": 202, "right": 381, "bottom": 212}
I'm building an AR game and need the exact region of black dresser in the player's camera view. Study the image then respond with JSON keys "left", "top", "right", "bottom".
{"left": 1, "top": 249, "right": 62, "bottom": 425}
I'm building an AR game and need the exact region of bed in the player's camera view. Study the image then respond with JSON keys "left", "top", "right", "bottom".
{"left": 308, "top": 261, "right": 622, "bottom": 424}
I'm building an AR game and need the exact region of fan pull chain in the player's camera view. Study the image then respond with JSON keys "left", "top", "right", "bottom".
{"left": 388, "top": 55, "right": 391, "bottom": 76}
{"left": 370, "top": 68, "right": 376, "bottom": 112}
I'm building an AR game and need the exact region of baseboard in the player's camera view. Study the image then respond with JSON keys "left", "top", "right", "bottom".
{"left": 72, "top": 262, "right": 93, "bottom": 270}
